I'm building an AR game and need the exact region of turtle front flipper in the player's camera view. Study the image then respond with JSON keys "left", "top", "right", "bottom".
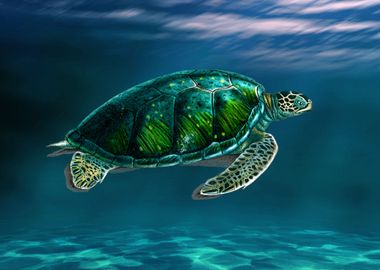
{"left": 192, "top": 133, "right": 278, "bottom": 200}
{"left": 66, "top": 152, "right": 116, "bottom": 191}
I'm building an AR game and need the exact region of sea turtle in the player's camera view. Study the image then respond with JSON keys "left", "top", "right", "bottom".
{"left": 48, "top": 69, "right": 312, "bottom": 200}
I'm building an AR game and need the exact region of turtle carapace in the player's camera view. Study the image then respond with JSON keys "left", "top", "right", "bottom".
{"left": 48, "top": 69, "right": 312, "bottom": 200}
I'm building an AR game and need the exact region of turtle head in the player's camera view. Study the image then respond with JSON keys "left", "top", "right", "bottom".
{"left": 274, "top": 91, "right": 312, "bottom": 119}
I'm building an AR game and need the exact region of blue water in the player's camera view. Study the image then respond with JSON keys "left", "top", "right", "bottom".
{"left": 2, "top": 226, "right": 380, "bottom": 269}
{"left": 1, "top": 1, "right": 380, "bottom": 269}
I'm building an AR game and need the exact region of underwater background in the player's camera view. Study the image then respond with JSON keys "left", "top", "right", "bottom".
{"left": 1, "top": 1, "right": 380, "bottom": 269}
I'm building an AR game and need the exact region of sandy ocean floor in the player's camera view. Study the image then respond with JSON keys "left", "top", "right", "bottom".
{"left": 1, "top": 226, "right": 379, "bottom": 270}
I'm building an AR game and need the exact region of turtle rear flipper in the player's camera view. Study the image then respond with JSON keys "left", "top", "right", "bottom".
{"left": 64, "top": 164, "right": 87, "bottom": 192}
{"left": 66, "top": 152, "right": 116, "bottom": 191}
{"left": 192, "top": 133, "right": 278, "bottom": 200}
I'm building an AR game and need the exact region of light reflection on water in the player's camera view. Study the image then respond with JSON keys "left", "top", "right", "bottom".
{"left": 1, "top": 226, "right": 379, "bottom": 269}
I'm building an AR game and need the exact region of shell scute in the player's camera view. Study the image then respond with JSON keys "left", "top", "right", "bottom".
{"left": 158, "top": 154, "right": 181, "bottom": 167}
{"left": 116, "top": 86, "right": 161, "bottom": 112}
{"left": 102, "top": 111, "right": 133, "bottom": 155}
{"left": 175, "top": 88, "right": 213, "bottom": 154}
{"left": 181, "top": 151, "right": 203, "bottom": 164}
{"left": 235, "top": 123, "right": 250, "bottom": 144}
{"left": 231, "top": 77, "right": 261, "bottom": 108}
{"left": 219, "top": 138, "right": 238, "bottom": 154}
{"left": 203, "top": 142, "right": 222, "bottom": 159}
{"left": 113, "top": 155, "right": 133, "bottom": 166}
{"left": 134, "top": 158, "right": 158, "bottom": 168}
{"left": 190, "top": 70, "right": 231, "bottom": 90}
{"left": 132, "top": 95, "right": 175, "bottom": 158}
{"left": 213, "top": 88, "right": 252, "bottom": 141}
{"left": 72, "top": 102, "right": 132, "bottom": 156}
{"left": 154, "top": 74, "right": 195, "bottom": 96}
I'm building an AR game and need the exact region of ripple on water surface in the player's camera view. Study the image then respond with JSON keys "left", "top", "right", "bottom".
{"left": 1, "top": 226, "right": 379, "bottom": 269}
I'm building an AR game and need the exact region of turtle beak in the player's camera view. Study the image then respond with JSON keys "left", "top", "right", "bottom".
{"left": 299, "top": 99, "right": 312, "bottom": 113}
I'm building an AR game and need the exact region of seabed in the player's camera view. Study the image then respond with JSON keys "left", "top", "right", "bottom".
{"left": 1, "top": 226, "right": 379, "bottom": 270}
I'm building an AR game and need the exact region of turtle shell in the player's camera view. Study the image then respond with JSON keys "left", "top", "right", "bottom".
{"left": 66, "top": 70, "right": 265, "bottom": 167}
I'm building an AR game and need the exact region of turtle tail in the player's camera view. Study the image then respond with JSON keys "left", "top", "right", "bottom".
{"left": 47, "top": 140, "right": 76, "bottom": 157}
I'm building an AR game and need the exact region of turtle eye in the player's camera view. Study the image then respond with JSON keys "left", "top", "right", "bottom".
{"left": 294, "top": 97, "right": 306, "bottom": 109}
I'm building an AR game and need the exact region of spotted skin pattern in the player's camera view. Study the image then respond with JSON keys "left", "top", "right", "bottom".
{"left": 70, "top": 152, "right": 115, "bottom": 190}
{"left": 193, "top": 133, "right": 278, "bottom": 199}
{"left": 277, "top": 91, "right": 309, "bottom": 114}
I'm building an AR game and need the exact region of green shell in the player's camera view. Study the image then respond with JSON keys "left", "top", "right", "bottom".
{"left": 66, "top": 70, "right": 265, "bottom": 167}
